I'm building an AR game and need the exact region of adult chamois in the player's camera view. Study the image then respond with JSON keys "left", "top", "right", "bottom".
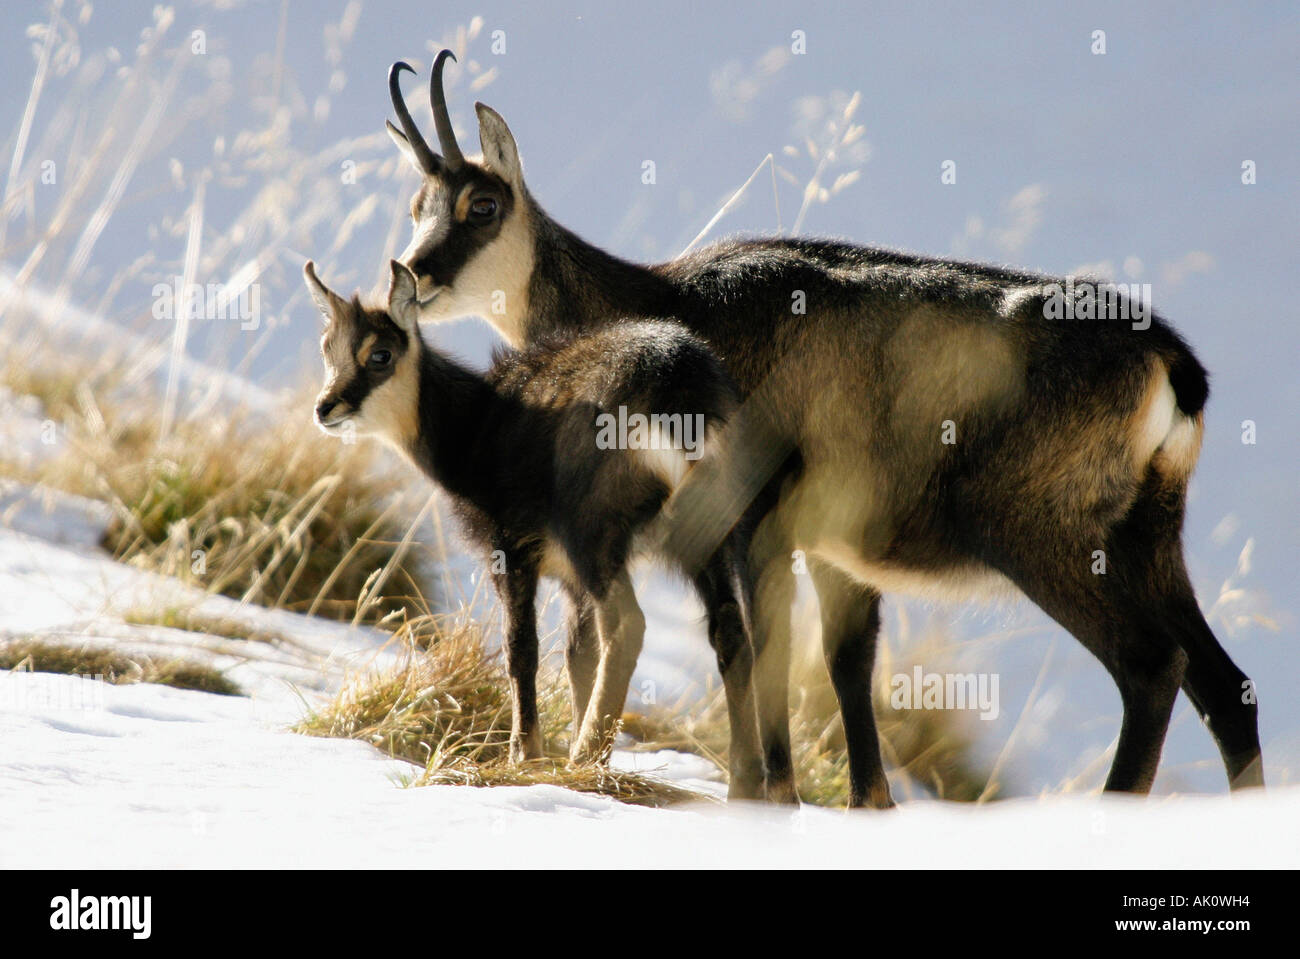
{"left": 379, "top": 50, "right": 1263, "bottom": 806}
{"left": 306, "top": 259, "right": 765, "bottom": 796}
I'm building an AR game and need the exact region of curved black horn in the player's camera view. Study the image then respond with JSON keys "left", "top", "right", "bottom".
{"left": 430, "top": 49, "right": 464, "bottom": 171}
{"left": 388, "top": 61, "right": 439, "bottom": 175}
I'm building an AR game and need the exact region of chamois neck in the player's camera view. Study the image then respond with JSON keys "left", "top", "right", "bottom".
{"left": 523, "top": 203, "right": 678, "bottom": 342}
{"left": 403, "top": 343, "right": 492, "bottom": 499}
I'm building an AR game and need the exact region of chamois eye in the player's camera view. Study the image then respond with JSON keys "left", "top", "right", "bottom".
{"left": 469, "top": 197, "right": 498, "bottom": 219}
{"left": 369, "top": 349, "right": 392, "bottom": 368}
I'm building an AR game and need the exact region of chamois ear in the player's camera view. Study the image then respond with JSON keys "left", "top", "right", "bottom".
{"left": 303, "top": 260, "right": 343, "bottom": 325}
{"left": 387, "top": 259, "right": 420, "bottom": 332}
{"left": 385, "top": 120, "right": 427, "bottom": 176}
{"left": 475, "top": 102, "right": 522, "bottom": 184}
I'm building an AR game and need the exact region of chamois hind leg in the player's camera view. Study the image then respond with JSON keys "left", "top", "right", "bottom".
{"left": 1103, "top": 640, "right": 1185, "bottom": 794}
{"left": 808, "top": 559, "right": 894, "bottom": 809}
{"left": 997, "top": 539, "right": 1185, "bottom": 795}
{"left": 1107, "top": 475, "right": 1263, "bottom": 789}
{"left": 563, "top": 593, "right": 600, "bottom": 760}
{"left": 570, "top": 570, "right": 645, "bottom": 764}
{"left": 1117, "top": 480, "right": 1264, "bottom": 789}
{"left": 1169, "top": 589, "right": 1263, "bottom": 789}
{"left": 692, "top": 542, "right": 765, "bottom": 800}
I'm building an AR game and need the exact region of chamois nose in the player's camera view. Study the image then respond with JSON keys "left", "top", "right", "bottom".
{"left": 315, "top": 399, "right": 337, "bottom": 422}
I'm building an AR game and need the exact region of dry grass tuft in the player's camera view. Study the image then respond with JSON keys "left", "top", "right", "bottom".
{"left": 0, "top": 352, "right": 437, "bottom": 626}
{"left": 0, "top": 636, "right": 242, "bottom": 696}
{"left": 122, "top": 606, "right": 292, "bottom": 645}
{"left": 416, "top": 757, "right": 709, "bottom": 808}
{"left": 296, "top": 617, "right": 523, "bottom": 766}
{"left": 296, "top": 616, "right": 710, "bottom": 807}
{"left": 94, "top": 401, "right": 428, "bottom": 623}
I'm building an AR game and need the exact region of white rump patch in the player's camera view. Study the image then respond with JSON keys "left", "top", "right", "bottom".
{"left": 1133, "top": 375, "right": 1178, "bottom": 467}
{"left": 1156, "top": 411, "right": 1202, "bottom": 476}
{"left": 1134, "top": 367, "right": 1202, "bottom": 477}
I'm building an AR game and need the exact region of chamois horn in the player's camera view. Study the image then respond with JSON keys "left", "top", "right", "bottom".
{"left": 430, "top": 49, "right": 464, "bottom": 172}
{"left": 388, "top": 60, "right": 439, "bottom": 175}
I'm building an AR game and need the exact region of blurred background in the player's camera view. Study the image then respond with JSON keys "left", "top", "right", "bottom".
{"left": 1, "top": 0, "right": 1294, "bottom": 799}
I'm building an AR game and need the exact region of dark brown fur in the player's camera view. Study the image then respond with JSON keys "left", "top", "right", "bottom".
{"left": 307, "top": 261, "right": 765, "bottom": 795}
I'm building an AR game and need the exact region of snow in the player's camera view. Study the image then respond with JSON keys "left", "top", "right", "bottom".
{"left": 0, "top": 479, "right": 394, "bottom": 703}
{"left": 2, "top": 668, "right": 1294, "bottom": 868}
{"left": 1, "top": 476, "right": 1296, "bottom": 868}
{"left": 0, "top": 271, "right": 280, "bottom": 414}
{"left": 0, "top": 386, "right": 56, "bottom": 473}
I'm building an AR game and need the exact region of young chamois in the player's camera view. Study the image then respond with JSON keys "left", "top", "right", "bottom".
{"left": 305, "top": 259, "right": 764, "bottom": 796}
{"left": 379, "top": 52, "right": 1264, "bottom": 806}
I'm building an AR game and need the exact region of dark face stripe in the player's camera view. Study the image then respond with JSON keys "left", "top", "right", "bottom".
{"left": 322, "top": 299, "right": 410, "bottom": 408}
{"left": 410, "top": 167, "right": 515, "bottom": 288}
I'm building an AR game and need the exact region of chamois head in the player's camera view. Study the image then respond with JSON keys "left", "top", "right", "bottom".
{"left": 305, "top": 260, "right": 423, "bottom": 447}
{"left": 386, "top": 52, "right": 533, "bottom": 334}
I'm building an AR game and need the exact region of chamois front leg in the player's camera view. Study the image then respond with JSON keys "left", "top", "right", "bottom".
{"left": 494, "top": 555, "right": 544, "bottom": 763}
{"left": 745, "top": 514, "right": 799, "bottom": 805}
{"left": 571, "top": 571, "right": 645, "bottom": 764}
{"left": 564, "top": 593, "right": 600, "bottom": 760}
{"left": 808, "top": 558, "right": 893, "bottom": 809}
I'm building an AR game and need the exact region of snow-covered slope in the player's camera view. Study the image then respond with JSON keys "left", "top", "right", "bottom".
{"left": 2, "top": 665, "right": 1294, "bottom": 869}
{"left": 1, "top": 477, "right": 1295, "bottom": 868}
